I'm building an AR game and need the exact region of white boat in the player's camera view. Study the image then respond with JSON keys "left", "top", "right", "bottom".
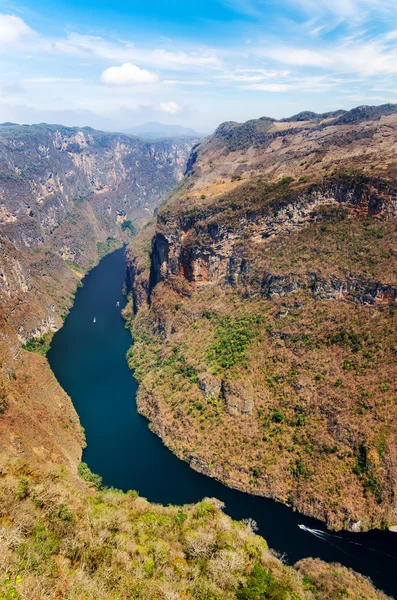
{"left": 93, "top": 317, "right": 96, "bottom": 323}
{"left": 116, "top": 301, "right": 120, "bottom": 307}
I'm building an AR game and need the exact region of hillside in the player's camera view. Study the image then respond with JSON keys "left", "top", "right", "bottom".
{"left": 0, "top": 112, "right": 393, "bottom": 599}
{"left": 127, "top": 104, "right": 397, "bottom": 532}
{"left": 0, "top": 122, "right": 195, "bottom": 468}
{"left": 0, "top": 462, "right": 389, "bottom": 600}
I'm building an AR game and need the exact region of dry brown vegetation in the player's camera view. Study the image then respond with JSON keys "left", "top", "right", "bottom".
{"left": 1, "top": 107, "right": 396, "bottom": 599}
{"left": 0, "top": 463, "right": 390, "bottom": 600}
{"left": 128, "top": 107, "right": 397, "bottom": 532}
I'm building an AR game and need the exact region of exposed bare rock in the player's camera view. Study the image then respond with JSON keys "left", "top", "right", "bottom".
{"left": 128, "top": 105, "right": 397, "bottom": 531}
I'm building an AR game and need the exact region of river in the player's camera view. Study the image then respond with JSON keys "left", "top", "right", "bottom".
{"left": 47, "top": 248, "right": 397, "bottom": 598}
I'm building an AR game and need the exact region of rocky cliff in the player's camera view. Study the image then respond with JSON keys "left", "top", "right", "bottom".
{"left": 128, "top": 105, "right": 397, "bottom": 531}
{"left": 0, "top": 114, "right": 392, "bottom": 599}
{"left": 0, "top": 122, "right": 195, "bottom": 468}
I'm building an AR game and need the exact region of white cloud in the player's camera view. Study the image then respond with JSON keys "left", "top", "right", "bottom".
{"left": 54, "top": 34, "right": 222, "bottom": 71}
{"left": 221, "top": 0, "right": 396, "bottom": 23}
{"left": 258, "top": 32, "right": 397, "bottom": 76}
{"left": 248, "top": 83, "right": 291, "bottom": 92}
{"left": 217, "top": 68, "right": 289, "bottom": 83}
{"left": 24, "top": 77, "right": 83, "bottom": 83}
{"left": 101, "top": 63, "right": 159, "bottom": 85}
{"left": 262, "top": 47, "right": 332, "bottom": 68}
{"left": 163, "top": 79, "right": 208, "bottom": 86}
{"left": 158, "top": 101, "right": 183, "bottom": 114}
{"left": 248, "top": 76, "right": 339, "bottom": 93}
{"left": 0, "top": 14, "right": 35, "bottom": 44}
{"left": 347, "top": 94, "right": 393, "bottom": 102}
{"left": 290, "top": 0, "right": 395, "bottom": 19}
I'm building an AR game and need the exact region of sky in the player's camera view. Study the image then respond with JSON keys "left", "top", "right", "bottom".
{"left": 0, "top": 0, "right": 397, "bottom": 132}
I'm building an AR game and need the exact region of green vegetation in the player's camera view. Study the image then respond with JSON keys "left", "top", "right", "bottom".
{"left": 121, "top": 219, "right": 136, "bottom": 235}
{"left": 352, "top": 444, "right": 383, "bottom": 503}
{"left": 0, "top": 397, "right": 8, "bottom": 414}
{"left": 0, "top": 380, "right": 8, "bottom": 415}
{"left": 237, "top": 565, "right": 299, "bottom": 600}
{"left": 207, "top": 314, "right": 264, "bottom": 370}
{"left": 97, "top": 236, "right": 122, "bottom": 259}
{"left": 22, "top": 332, "right": 53, "bottom": 357}
{"left": 77, "top": 462, "right": 103, "bottom": 490}
{"left": 0, "top": 465, "right": 387, "bottom": 600}
{"left": 0, "top": 573, "right": 22, "bottom": 600}
{"left": 65, "top": 260, "right": 85, "bottom": 274}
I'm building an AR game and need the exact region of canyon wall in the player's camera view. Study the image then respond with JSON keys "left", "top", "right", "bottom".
{"left": 127, "top": 106, "right": 397, "bottom": 531}
{"left": 0, "top": 122, "right": 195, "bottom": 468}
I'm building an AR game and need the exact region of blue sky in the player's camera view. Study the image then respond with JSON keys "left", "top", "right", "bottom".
{"left": 0, "top": 0, "right": 397, "bottom": 132}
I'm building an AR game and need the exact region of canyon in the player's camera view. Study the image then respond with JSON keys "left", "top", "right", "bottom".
{"left": 0, "top": 109, "right": 395, "bottom": 599}
{"left": 128, "top": 105, "right": 397, "bottom": 532}
{"left": 0, "top": 122, "right": 196, "bottom": 468}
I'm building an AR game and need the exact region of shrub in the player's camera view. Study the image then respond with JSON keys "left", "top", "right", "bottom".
{"left": 207, "top": 314, "right": 264, "bottom": 370}
{"left": 121, "top": 219, "right": 136, "bottom": 235}
{"left": 272, "top": 411, "right": 284, "bottom": 423}
{"left": 237, "top": 565, "right": 296, "bottom": 600}
{"left": 0, "top": 572, "right": 22, "bottom": 600}
{"left": 0, "top": 393, "right": 8, "bottom": 415}
{"left": 194, "top": 500, "right": 216, "bottom": 519}
{"left": 97, "top": 237, "right": 122, "bottom": 259}
{"left": 77, "top": 462, "right": 103, "bottom": 490}
{"left": 22, "top": 333, "right": 53, "bottom": 356}
{"left": 15, "top": 477, "right": 29, "bottom": 500}
{"left": 175, "top": 509, "right": 188, "bottom": 525}
{"left": 290, "top": 459, "right": 307, "bottom": 479}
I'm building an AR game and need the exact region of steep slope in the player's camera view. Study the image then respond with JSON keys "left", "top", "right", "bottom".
{"left": 0, "top": 122, "right": 195, "bottom": 467}
{"left": 0, "top": 463, "right": 389, "bottom": 600}
{"left": 0, "top": 114, "right": 391, "bottom": 599}
{"left": 128, "top": 104, "right": 397, "bottom": 531}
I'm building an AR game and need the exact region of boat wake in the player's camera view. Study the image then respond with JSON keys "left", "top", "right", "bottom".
{"left": 298, "top": 524, "right": 397, "bottom": 559}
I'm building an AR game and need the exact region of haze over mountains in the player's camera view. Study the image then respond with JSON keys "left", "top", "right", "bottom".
{"left": 123, "top": 121, "right": 207, "bottom": 139}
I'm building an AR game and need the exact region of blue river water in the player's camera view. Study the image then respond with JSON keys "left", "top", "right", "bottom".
{"left": 47, "top": 248, "right": 397, "bottom": 598}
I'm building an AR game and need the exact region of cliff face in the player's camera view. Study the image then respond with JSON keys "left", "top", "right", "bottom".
{"left": 0, "top": 122, "right": 195, "bottom": 469}
{"left": 0, "top": 123, "right": 192, "bottom": 229}
{"left": 0, "top": 123, "right": 195, "bottom": 350}
{"left": 150, "top": 177, "right": 397, "bottom": 301}
{"left": 128, "top": 105, "right": 397, "bottom": 531}
{"left": 0, "top": 115, "right": 393, "bottom": 599}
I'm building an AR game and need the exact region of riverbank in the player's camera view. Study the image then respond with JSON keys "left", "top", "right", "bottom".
{"left": 2, "top": 460, "right": 391, "bottom": 600}
{"left": 47, "top": 249, "right": 397, "bottom": 597}
{"left": 125, "top": 171, "right": 397, "bottom": 534}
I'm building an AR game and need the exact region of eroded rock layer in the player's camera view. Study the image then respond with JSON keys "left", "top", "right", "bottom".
{"left": 128, "top": 105, "right": 397, "bottom": 531}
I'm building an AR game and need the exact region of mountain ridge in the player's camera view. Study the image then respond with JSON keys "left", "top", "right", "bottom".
{"left": 0, "top": 122, "right": 195, "bottom": 470}
{"left": 127, "top": 103, "right": 397, "bottom": 532}
{"left": 0, "top": 107, "right": 394, "bottom": 599}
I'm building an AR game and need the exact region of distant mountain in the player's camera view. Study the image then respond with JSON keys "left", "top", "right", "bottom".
{"left": 124, "top": 121, "right": 207, "bottom": 139}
